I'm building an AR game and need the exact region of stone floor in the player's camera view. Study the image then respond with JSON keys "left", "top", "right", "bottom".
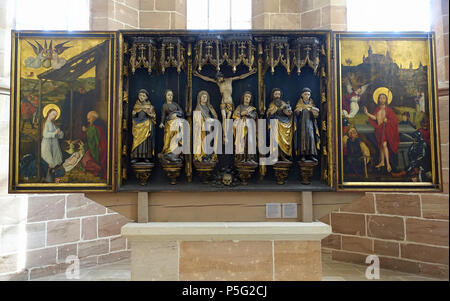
{"left": 31, "top": 251, "right": 444, "bottom": 281}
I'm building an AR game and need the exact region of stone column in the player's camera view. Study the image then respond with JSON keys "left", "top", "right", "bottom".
{"left": 252, "top": 0, "right": 301, "bottom": 29}
{"left": 315, "top": 0, "right": 347, "bottom": 30}
{"left": 90, "top": 0, "right": 140, "bottom": 30}
{"left": 431, "top": 0, "right": 449, "bottom": 193}
{"left": 139, "top": 0, "right": 186, "bottom": 29}
{"left": 432, "top": 0, "right": 449, "bottom": 87}
{"left": 252, "top": 0, "right": 347, "bottom": 30}
{"left": 431, "top": 0, "right": 448, "bottom": 194}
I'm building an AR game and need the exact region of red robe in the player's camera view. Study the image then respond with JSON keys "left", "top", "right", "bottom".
{"left": 369, "top": 106, "right": 400, "bottom": 154}
{"left": 21, "top": 100, "right": 36, "bottom": 120}
{"left": 80, "top": 150, "right": 101, "bottom": 176}
{"left": 93, "top": 123, "right": 107, "bottom": 178}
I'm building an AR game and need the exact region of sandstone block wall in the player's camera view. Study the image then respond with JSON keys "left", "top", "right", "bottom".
{"left": 0, "top": 194, "right": 130, "bottom": 280}
{"left": 320, "top": 193, "right": 449, "bottom": 279}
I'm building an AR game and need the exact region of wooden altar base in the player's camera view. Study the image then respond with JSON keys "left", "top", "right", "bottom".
{"left": 193, "top": 161, "right": 217, "bottom": 184}
{"left": 131, "top": 162, "right": 155, "bottom": 186}
{"left": 298, "top": 160, "right": 318, "bottom": 185}
{"left": 235, "top": 161, "right": 258, "bottom": 185}
{"left": 273, "top": 161, "right": 292, "bottom": 185}
{"left": 160, "top": 162, "right": 183, "bottom": 185}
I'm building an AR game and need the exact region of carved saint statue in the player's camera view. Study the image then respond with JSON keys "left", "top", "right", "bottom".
{"left": 266, "top": 88, "right": 294, "bottom": 162}
{"left": 232, "top": 91, "right": 258, "bottom": 163}
{"left": 193, "top": 69, "right": 256, "bottom": 142}
{"left": 295, "top": 87, "right": 320, "bottom": 162}
{"left": 159, "top": 89, "right": 185, "bottom": 163}
{"left": 193, "top": 90, "right": 219, "bottom": 163}
{"left": 130, "top": 89, "right": 156, "bottom": 163}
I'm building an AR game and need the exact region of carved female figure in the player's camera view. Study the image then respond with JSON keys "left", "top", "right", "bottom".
{"left": 130, "top": 89, "right": 156, "bottom": 163}
{"left": 232, "top": 91, "right": 257, "bottom": 163}
{"left": 193, "top": 90, "right": 219, "bottom": 163}
{"left": 295, "top": 87, "right": 320, "bottom": 162}
{"left": 159, "top": 89, "right": 185, "bottom": 163}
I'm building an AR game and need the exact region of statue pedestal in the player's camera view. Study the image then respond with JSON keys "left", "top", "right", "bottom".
{"left": 298, "top": 161, "right": 318, "bottom": 185}
{"left": 235, "top": 161, "right": 258, "bottom": 185}
{"left": 160, "top": 161, "right": 183, "bottom": 185}
{"left": 273, "top": 161, "right": 292, "bottom": 185}
{"left": 122, "top": 222, "right": 331, "bottom": 281}
{"left": 194, "top": 161, "right": 217, "bottom": 184}
{"left": 131, "top": 162, "right": 154, "bottom": 186}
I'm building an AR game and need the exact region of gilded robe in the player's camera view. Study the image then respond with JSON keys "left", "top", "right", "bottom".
{"left": 161, "top": 102, "right": 184, "bottom": 156}
{"left": 131, "top": 100, "right": 156, "bottom": 160}
{"left": 232, "top": 104, "right": 257, "bottom": 157}
{"left": 193, "top": 104, "right": 219, "bottom": 162}
{"left": 266, "top": 99, "right": 294, "bottom": 159}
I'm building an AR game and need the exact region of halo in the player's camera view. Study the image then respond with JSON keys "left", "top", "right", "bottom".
{"left": 373, "top": 87, "right": 393, "bottom": 105}
{"left": 42, "top": 104, "right": 61, "bottom": 120}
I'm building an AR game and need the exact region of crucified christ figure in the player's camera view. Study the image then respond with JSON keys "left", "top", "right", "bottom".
{"left": 193, "top": 69, "right": 256, "bottom": 143}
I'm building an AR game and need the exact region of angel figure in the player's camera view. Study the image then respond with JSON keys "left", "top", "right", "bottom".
{"left": 25, "top": 40, "right": 71, "bottom": 69}
{"left": 342, "top": 76, "right": 369, "bottom": 119}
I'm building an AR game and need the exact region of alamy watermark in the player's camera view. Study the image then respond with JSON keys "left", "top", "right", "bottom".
{"left": 365, "top": 255, "right": 380, "bottom": 280}
{"left": 65, "top": 255, "right": 80, "bottom": 279}
{"left": 167, "top": 113, "right": 280, "bottom": 165}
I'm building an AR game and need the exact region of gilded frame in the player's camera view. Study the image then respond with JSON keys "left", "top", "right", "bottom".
{"left": 334, "top": 32, "right": 442, "bottom": 191}
{"left": 9, "top": 31, "right": 117, "bottom": 192}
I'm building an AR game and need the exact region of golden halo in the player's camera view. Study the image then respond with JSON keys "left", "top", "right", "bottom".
{"left": 373, "top": 87, "right": 393, "bottom": 105}
{"left": 42, "top": 104, "right": 61, "bottom": 120}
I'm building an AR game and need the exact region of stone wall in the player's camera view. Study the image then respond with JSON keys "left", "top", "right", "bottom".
{"left": 252, "top": 0, "right": 346, "bottom": 30}
{"left": 0, "top": 194, "right": 130, "bottom": 280}
{"left": 138, "top": 0, "right": 186, "bottom": 29}
{"left": 89, "top": 0, "right": 186, "bottom": 30}
{"left": 320, "top": 192, "right": 449, "bottom": 279}
{"left": 90, "top": 0, "right": 140, "bottom": 30}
